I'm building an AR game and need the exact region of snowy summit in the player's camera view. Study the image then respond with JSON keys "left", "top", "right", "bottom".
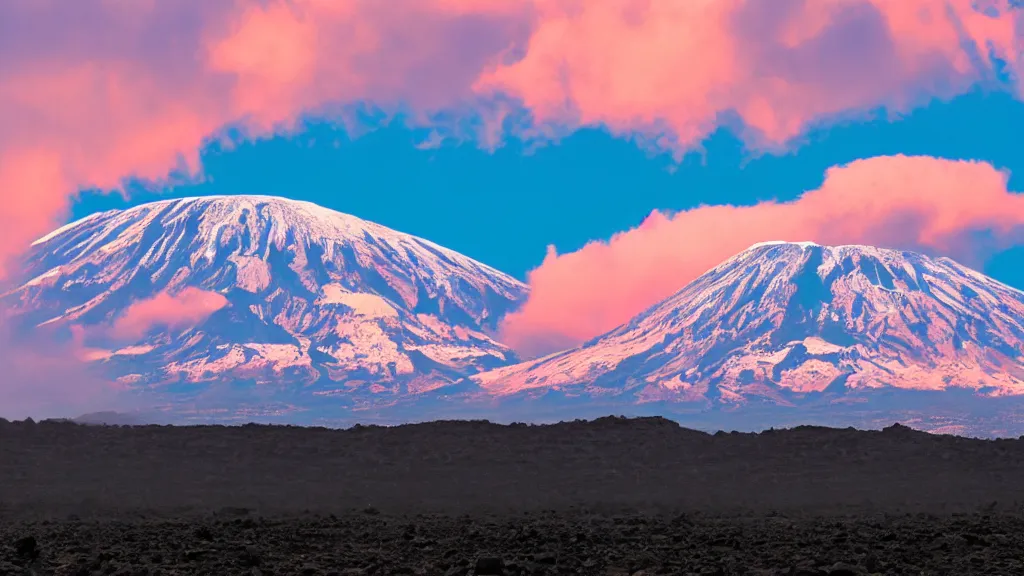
{"left": 474, "top": 242, "right": 1024, "bottom": 405}
{"left": 8, "top": 195, "right": 530, "bottom": 407}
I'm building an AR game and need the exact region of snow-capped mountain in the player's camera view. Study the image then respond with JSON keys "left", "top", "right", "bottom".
{"left": 473, "top": 242, "right": 1024, "bottom": 407}
{"left": 5, "top": 196, "right": 529, "bottom": 405}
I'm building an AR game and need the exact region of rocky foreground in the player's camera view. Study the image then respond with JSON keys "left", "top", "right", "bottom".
{"left": 3, "top": 416, "right": 1024, "bottom": 575}
{"left": 3, "top": 510, "right": 1024, "bottom": 576}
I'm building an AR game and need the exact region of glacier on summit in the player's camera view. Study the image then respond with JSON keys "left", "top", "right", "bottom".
{"left": 5, "top": 195, "right": 529, "bottom": 411}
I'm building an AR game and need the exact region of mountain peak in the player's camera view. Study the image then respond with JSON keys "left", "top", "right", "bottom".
{"left": 740, "top": 240, "right": 923, "bottom": 259}
{"left": 37, "top": 195, "right": 458, "bottom": 264}
{"left": 747, "top": 240, "right": 820, "bottom": 250}
{"left": 475, "top": 244, "right": 1024, "bottom": 404}
{"left": 28, "top": 194, "right": 525, "bottom": 298}
{"left": 11, "top": 195, "right": 530, "bottom": 409}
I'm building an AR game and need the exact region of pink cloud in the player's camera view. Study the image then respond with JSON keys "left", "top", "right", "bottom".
{"left": 499, "top": 155, "right": 1024, "bottom": 357}
{"left": 475, "top": 0, "right": 1022, "bottom": 150}
{"left": 0, "top": 285, "right": 226, "bottom": 420}
{"left": 0, "top": 0, "right": 1019, "bottom": 280}
{"left": 110, "top": 288, "right": 229, "bottom": 341}
{"left": 0, "top": 316, "right": 137, "bottom": 421}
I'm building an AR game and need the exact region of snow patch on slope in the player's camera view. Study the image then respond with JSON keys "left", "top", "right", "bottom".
{"left": 319, "top": 284, "right": 399, "bottom": 318}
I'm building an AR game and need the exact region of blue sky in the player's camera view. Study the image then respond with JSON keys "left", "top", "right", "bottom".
{"left": 72, "top": 89, "right": 1024, "bottom": 289}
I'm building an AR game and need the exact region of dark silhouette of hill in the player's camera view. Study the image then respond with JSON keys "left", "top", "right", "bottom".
{"left": 3, "top": 415, "right": 1024, "bottom": 520}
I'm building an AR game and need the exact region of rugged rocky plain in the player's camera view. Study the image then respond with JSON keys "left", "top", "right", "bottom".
{"left": 3, "top": 416, "right": 1024, "bottom": 575}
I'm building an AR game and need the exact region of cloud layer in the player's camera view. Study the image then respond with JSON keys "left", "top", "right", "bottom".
{"left": 0, "top": 287, "right": 228, "bottom": 420}
{"left": 110, "top": 288, "right": 229, "bottom": 341}
{"left": 499, "top": 155, "right": 1024, "bottom": 357}
{"left": 0, "top": 317, "right": 135, "bottom": 421}
{"left": 477, "top": 0, "right": 1022, "bottom": 149}
{"left": 0, "top": 0, "right": 1021, "bottom": 278}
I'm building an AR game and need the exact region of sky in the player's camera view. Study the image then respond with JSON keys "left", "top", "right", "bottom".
{"left": 1, "top": 0, "right": 1023, "bottom": 376}
{"left": 72, "top": 89, "right": 1024, "bottom": 284}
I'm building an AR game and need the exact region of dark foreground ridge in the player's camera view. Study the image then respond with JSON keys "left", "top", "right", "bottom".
{"left": 4, "top": 415, "right": 1024, "bottom": 518}
{"left": 4, "top": 416, "right": 1024, "bottom": 574}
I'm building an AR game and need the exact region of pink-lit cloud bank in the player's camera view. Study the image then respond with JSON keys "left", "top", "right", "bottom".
{"left": 109, "top": 288, "right": 229, "bottom": 341}
{"left": 499, "top": 155, "right": 1024, "bottom": 357}
{"left": 0, "top": 317, "right": 136, "bottom": 421}
{"left": 0, "top": 287, "right": 228, "bottom": 419}
{"left": 476, "top": 0, "right": 1023, "bottom": 148}
{"left": 0, "top": 0, "right": 1021, "bottom": 278}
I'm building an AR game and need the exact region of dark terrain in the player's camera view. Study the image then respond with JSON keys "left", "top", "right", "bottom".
{"left": 3, "top": 416, "right": 1024, "bottom": 575}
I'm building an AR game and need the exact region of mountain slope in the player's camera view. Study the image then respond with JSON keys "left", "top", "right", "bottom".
{"left": 5, "top": 195, "right": 529, "bottom": 404}
{"left": 473, "top": 242, "right": 1024, "bottom": 406}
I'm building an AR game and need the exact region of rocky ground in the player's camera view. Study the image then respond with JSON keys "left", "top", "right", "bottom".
{"left": 3, "top": 416, "right": 1024, "bottom": 575}
{"left": 4, "top": 509, "right": 1024, "bottom": 576}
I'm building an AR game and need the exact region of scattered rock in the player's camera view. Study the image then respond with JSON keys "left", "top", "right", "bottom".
{"left": 788, "top": 567, "right": 824, "bottom": 576}
{"left": 474, "top": 556, "right": 504, "bottom": 575}
{"left": 244, "top": 544, "right": 261, "bottom": 566}
{"left": 827, "top": 562, "right": 866, "bottom": 576}
{"left": 14, "top": 536, "right": 38, "bottom": 560}
{"left": 533, "top": 552, "right": 556, "bottom": 565}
